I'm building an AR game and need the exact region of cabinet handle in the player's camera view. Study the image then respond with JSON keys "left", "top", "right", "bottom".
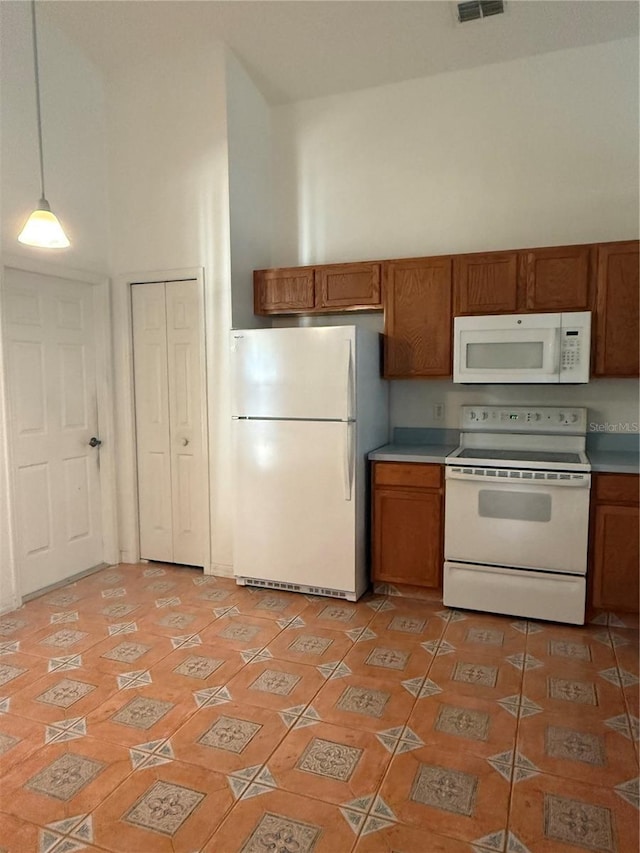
{"left": 182, "top": 438, "right": 189, "bottom": 446}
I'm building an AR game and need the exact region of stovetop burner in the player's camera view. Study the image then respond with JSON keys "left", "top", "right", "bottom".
{"left": 457, "top": 448, "right": 582, "bottom": 465}
{"left": 446, "top": 405, "right": 591, "bottom": 473}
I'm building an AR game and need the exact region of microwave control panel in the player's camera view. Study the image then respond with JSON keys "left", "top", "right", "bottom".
{"left": 460, "top": 406, "right": 588, "bottom": 433}
{"left": 560, "top": 329, "right": 584, "bottom": 374}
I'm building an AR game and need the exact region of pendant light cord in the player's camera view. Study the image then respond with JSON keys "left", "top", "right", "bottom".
{"left": 31, "top": 0, "right": 46, "bottom": 202}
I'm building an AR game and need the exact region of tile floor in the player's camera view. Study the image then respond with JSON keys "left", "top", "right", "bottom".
{"left": 0, "top": 563, "right": 638, "bottom": 853}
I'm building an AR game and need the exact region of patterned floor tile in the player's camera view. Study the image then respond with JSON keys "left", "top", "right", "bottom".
{"left": 428, "top": 653, "right": 523, "bottom": 702}
{"left": 2, "top": 563, "right": 638, "bottom": 853}
{"left": 378, "top": 742, "right": 509, "bottom": 845}
{"left": 7, "top": 665, "right": 121, "bottom": 726}
{"left": 91, "top": 759, "right": 233, "bottom": 852}
{"left": 264, "top": 624, "right": 353, "bottom": 666}
{"left": 522, "top": 666, "right": 628, "bottom": 721}
{"left": 0, "top": 811, "right": 42, "bottom": 853}
{"left": 134, "top": 603, "right": 219, "bottom": 639}
{"left": 525, "top": 624, "right": 618, "bottom": 673}
{"left": 171, "top": 701, "right": 288, "bottom": 775}
{"left": 148, "top": 643, "right": 245, "bottom": 692}
{"left": 302, "top": 599, "right": 375, "bottom": 630}
{"left": 0, "top": 735, "right": 132, "bottom": 826}
{"left": 406, "top": 692, "right": 518, "bottom": 761}
{"left": 85, "top": 683, "right": 198, "bottom": 748}
{"left": 80, "top": 630, "right": 174, "bottom": 676}
{"left": 198, "top": 612, "right": 283, "bottom": 652}
{"left": 16, "top": 624, "right": 104, "bottom": 660}
{"left": 230, "top": 588, "right": 310, "bottom": 622}
{"left": 202, "top": 788, "right": 359, "bottom": 853}
{"left": 341, "top": 635, "right": 432, "bottom": 682}
{"left": 366, "top": 601, "right": 448, "bottom": 644}
{"left": 310, "top": 672, "right": 417, "bottom": 735}
{"left": 352, "top": 820, "right": 468, "bottom": 851}
{"left": 267, "top": 720, "right": 392, "bottom": 805}
{"left": 223, "top": 659, "right": 325, "bottom": 714}
{"left": 442, "top": 613, "right": 528, "bottom": 660}
{"left": 509, "top": 770, "right": 639, "bottom": 853}
{"left": 0, "top": 650, "right": 49, "bottom": 697}
{"left": 516, "top": 706, "right": 640, "bottom": 788}
{"left": 0, "top": 711, "right": 47, "bottom": 773}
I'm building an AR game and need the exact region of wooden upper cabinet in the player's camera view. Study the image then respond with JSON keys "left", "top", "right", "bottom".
{"left": 454, "top": 251, "right": 520, "bottom": 314}
{"left": 254, "top": 267, "right": 315, "bottom": 315}
{"left": 254, "top": 262, "right": 382, "bottom": 315}
{"left": 594, "top": 240, "right": 640, "bottom": 377}
{"left": 383, "top": 257, "right": 452, "bottom": 377}
{"left": 522, "top": 244, "right": 593, "bottom": 311}
{"left": 316, "top": 262, "right": 382, "bottom": 310}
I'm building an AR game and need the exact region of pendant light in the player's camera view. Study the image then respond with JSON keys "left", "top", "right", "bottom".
{"left": 18, "top": 0, "right": 70, "bottom": 249}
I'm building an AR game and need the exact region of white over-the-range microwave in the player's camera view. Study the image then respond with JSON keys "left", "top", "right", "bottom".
{"left": 453, "top": 311, "right": 591, "bottom": 384}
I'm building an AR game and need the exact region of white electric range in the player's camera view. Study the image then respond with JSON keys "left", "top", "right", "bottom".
{"left": 444, "top": 405, "right": 591, "bottom": 625}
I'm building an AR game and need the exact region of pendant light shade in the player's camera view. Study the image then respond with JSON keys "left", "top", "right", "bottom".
{"left": 18, "top": 199, "right": 70, "bottom": 248}
{"left": 19, "top": 0, "right": 71, "bottom": 249}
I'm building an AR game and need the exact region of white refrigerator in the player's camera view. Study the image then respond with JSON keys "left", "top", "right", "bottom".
{"left": 231, "top": 325, "right": 388, "bottom": 601}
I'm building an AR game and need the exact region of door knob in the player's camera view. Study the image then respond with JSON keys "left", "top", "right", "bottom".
{"left": 182, "top": 438, "right": 189, "bottom": 446}
{"left": 89, "top": 436, "right": 102, "bottom": 448}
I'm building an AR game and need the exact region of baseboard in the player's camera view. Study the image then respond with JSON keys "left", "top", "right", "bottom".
{"left": 207, "top": 562, "right": 233, "bottom": 578}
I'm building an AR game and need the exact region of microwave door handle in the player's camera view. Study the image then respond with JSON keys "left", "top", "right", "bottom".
{"left": 547, "top": 328, "right": 561, "bottom": 374}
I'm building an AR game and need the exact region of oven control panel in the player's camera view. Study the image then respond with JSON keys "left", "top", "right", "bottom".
{"left": 460, "top": 406, "right": 587, "bottom": 434}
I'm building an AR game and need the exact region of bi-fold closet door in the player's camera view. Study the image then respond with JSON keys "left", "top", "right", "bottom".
{"left": 132, "top": 280, "right": 205, "bottom": 566}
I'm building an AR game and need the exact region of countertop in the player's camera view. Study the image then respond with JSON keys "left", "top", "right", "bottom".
{"left": 369, "top": 433, "right": 639, "bottom": 474}
{"left": 369, "top": 443, "right": 456, "bottom": 464}
{"left": 586, "top": 450, "right": 639, "bottom": 475}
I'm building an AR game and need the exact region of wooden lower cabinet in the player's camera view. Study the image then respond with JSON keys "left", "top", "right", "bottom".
{"left": 589, "top": 473, "right": 639, "bottom": 613}
{"left": 372, "top": 461, "right": 443, "bottom": 588}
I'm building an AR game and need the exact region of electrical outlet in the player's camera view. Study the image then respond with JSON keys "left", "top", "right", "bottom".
{"left": 433, "top": 402, "right": 444, "bottom": 422}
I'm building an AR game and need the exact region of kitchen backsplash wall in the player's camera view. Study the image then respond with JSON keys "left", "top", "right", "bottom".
{"left": 271, "top": 315, "right": 637, "bottom": 436}
{"left": 391, "top": 378, "right": 640, "bottom": 435}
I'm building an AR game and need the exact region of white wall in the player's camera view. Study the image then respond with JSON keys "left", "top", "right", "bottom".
{"left": 0, "top": 1, "right": 110, "bottom": 612}
{"left": 391, "top": 378, "right": 640, "bottom": 433}
{"left": 270, "top": 37, "right": 639, "bottom": 429}
{"left": 271, "top": 38, "right": 638, "bottom": 264}
{"left": 226, "top": 53, "right": 272, "bottom": 330}
{"left": 0, "top": 1, "right": 110, "bottom": 271}
{"left": 106, "top": 41, "right": 235, "bottom": 575}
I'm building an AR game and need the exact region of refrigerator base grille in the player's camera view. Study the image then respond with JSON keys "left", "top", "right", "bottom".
{"left": 235, "top": 576, "right": 355, "bottom": 601}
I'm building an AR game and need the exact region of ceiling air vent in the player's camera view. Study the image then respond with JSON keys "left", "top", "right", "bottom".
{"left": 456, "top": 0, "right": 505, "bottom": 24}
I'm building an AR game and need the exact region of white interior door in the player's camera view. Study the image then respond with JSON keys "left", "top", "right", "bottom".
{"left": 3, "top": 268, "right": 104, "bottom": 596}
{"left": 233, "top": 418, "right": 355, "bottom": 593}
{"left": 132, "top": 280, "right": 204, "bottom": 566}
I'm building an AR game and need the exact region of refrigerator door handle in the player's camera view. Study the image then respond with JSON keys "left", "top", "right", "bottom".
{"left": 345, "top": 339, "right": 354, "bottom": 421}
{"left": 343, "top": 421, "right": 354, "bottom": 501}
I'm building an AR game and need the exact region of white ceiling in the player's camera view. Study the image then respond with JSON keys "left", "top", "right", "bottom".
{"left": 41, "top": 0, "right": 639, "bottom": 104}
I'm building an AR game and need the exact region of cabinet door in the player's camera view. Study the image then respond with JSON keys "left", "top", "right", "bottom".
{"left": 591, "top": 503, "right": 639, "bottom": 612}
{"left": 454, "top": 251, "right": 520, "bottom": 314}
{"left": 523, "top": 245, "right": 593, "bottom": 311}
{"left": 317, "top": 262, "right": 382, "bottom": 310}
{"left": 594, "top": 241, "right": 640, "bottom": 377}
{"left": 254, "top": 268, "right": 315, "bottom": 314}
{"left": 384, "top": 257, "right": 452, "bottom": 377}
{"left": 373, "top": 487, "right": 442, "bottom": 587}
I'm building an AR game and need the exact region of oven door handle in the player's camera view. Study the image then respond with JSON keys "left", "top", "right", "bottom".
{"left": 445, "top": 467, "right": 591, "bottom": 487}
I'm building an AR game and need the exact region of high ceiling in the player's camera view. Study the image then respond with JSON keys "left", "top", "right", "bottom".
{"left": 41, "top": 0, "right": 639, "bottom": 104}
